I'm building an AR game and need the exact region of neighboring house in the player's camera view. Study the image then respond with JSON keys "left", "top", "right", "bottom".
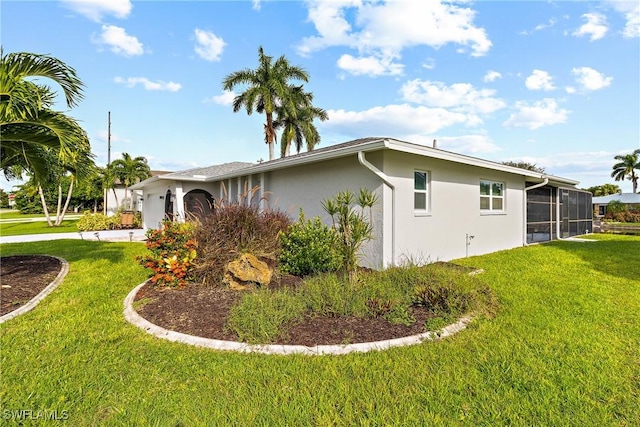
{"left": 107, "top": 170, "right": 171, "bottom": 215}
{"left": 131, "top": 137, "right": 592, "bottom": 268}
{"left": 592, "top": 193, "right": 640, "bottom": 216}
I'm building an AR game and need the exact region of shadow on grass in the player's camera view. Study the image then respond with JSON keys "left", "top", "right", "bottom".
{"left": 0, "top": 239, "right": 139, "bottom": 264}
{"left": 550, "top": 235, "right": 640, "bottom": 282}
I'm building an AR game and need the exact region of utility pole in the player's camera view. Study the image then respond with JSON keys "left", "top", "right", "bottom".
{"left": 104, "top": 111, "right": 111, "bottom": 215}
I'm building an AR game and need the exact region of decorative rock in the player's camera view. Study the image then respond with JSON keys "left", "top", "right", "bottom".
{"left": 223, "top": 253, "right": 272, "bottom": 290}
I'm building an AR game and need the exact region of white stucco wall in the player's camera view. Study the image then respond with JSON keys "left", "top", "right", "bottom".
{"left": 263, "top": 154, "right": 386, "bottom": 269}
{"left": 382, "top": 150, "right": 525, "bottom": 265}
{"left": 136, "top": 148, "right": 530, "bottom": 268}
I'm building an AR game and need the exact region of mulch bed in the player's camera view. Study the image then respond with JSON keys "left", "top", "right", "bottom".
{"left": 1, "top": 255, "right": 63, "bottom": 316}
{"left": 1, "top": 255, "right": 454, "bottom": 346}
{"left": 135, "top": 281, "right": 436, "bottom": 346}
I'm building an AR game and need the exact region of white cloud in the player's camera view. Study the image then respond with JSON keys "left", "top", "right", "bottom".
{"left": 411, "top": 134, "right": 501, "bottom": 154}
{"left": 336, "top": 54, "right": 403, "bottom": 76}
{"left": 61, "top": 0, "right": 132, "bottom": 22}
{"left": 206, "top": 90, "right": 235, "bottom": 105}
{"left": 515, "top": 150, "right": 626, "bottom": 186}
{"left": 573, "top": 13, "right": 608, "bottom": 41}
{"left": 401, "top": 79, "right": 506, "bottom": 114}
{"left": 252, "top": 0, "right": 262, "bottom": 11}
{"left": 194, "top": 29, "right": 226, "bottom": 62}
{"left": 571, "top": 67, "right": 613, "bottom": 91}
{"left": 114, "top": 77, "right": 181, "bottom": 92}
{"left": 421, "top": 58, "right": 436, "bottom": 70}
{"left": 297, "top": 0, "right": 491, "bottom": 76}
{"left": 483, "top": 70, "right": 502, "bottom": 83}
{"left": 604, "top": 0, "right": 640, "bottom": 38}
{"left": 503, "top": 98, "right": 569, "bottom": 130}
{"left": 525, "top": 69, "right": 556, "bottom": 91}
{"left": 520, "top": 17, "right": 558, "bottom": 35}
{"left": 95, "top": 25, "right": 144, "bottom": 56}
{"left": 322, "top": 104, "right": 480, "bottom": 137}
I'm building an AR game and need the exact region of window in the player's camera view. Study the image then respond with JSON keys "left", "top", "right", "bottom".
{"left": 480, "top": 180, "right": 504, "bottom": 211}
{"left": 414, "top": 170, "right": 429, "bottom": 212}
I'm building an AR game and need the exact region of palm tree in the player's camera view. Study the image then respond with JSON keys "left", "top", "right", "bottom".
{"left": 1, "top": 50, "right": 89, "bottom": 183}
{"left": 222, "top": 46, "right": 309, "bottom": 161}
{"left": 611, "top": 149, "right": 640, "bottom": 193}
{"left": 109, "top": 153, "right": 151, "bottom": 210}
{"left": 274, "top": 86, "right": 328, "bottom": 157}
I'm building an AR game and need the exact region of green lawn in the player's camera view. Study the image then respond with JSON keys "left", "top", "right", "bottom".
{"left": 0, "top": 210, "right": 46, "bottom": 219}
{"left": 0, "top": 236, "right": 638, "bottom": 426}
{"left": 0, "top": 220, "right": 79, "bottom": 236}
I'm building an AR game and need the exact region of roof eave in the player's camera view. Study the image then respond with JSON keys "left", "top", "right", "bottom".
{"left": 203, "top": 138, "right": 390, "bottom": 182}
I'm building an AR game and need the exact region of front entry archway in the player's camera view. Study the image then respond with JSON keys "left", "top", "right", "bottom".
{"left": 184, "top": 189, "right": 215, "bottom": 220}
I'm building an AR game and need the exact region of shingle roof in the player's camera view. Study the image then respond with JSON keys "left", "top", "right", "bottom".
{"left": 592, "top": 193, "right": 640, "bottom": 204}
{"left": 163, "top": 162, "right": 254, "bottom": 179}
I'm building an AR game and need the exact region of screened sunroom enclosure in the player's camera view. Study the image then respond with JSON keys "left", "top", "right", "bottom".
{"left": 526, "top": 186, "right": 593, "bottom": 244}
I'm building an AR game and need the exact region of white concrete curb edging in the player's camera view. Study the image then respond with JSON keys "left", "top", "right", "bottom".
{"left": 124, "top": 282, "right": 473, "bottom": 356}
{"left": 0, "top": 256, "right": 69, "bottom": 324}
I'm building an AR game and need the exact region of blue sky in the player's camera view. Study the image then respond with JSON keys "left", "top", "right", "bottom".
{"left": 3, "top": 0, "right": 639, "bottom": 192}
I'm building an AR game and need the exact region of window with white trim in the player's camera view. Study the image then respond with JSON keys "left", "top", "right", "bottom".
{"left": 480, "top": 180, "right": 504, "bottom": 211}
{"left": 414, "top": 170, "right": 429, "bottom": 212}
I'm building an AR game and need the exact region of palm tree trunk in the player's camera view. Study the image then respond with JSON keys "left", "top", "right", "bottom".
{"left": 37, "top": 184, "right": 53, "bottom": 227}
{"left": 55, "top": 183, "right": 63, "bottom": 223}
{"left": 266, "top": 112, "right": 275, "bottom": 161}
{"left": 56, "top": 178, "right": 74, "bottom": 226}
{"left": 126, "top": 185, "right": 133, "bottom": 210}
{"left": 112, "top": 188, "right": 119, "bottom": 212}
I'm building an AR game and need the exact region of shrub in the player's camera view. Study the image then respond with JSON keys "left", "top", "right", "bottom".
{"left": 606, "top": 200, "right": 627, "bottom": 214}
{"left": 322, "top": 188, "right": 378, "bottom": 281}
{"left": 77, "top": 211, "right": 119, "bottom": 231}
{"left": 279, "top": 210, "right": 343, "bottom": 277}
{"left": 194, "top": 202, "right": 291, "bottom": 285}
{"left": 604, "top": 210, "right": 640, "bottom": 223}
{"left": 136, "top": 220, "right": 197, "bottom": 288}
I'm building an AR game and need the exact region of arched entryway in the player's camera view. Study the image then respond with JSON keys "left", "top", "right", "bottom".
{"left": 184, "top": 189, "right": 215, "bottom": 220}
{"left": 164, "top": 190, "right": 174, "bottom": 220}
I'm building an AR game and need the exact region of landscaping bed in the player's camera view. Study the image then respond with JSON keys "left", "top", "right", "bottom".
{"left": 0, "top": 255, "right": 63, "bottom": 316}
{"left": 133, "top": 280, "right": 439, "bottom": 346}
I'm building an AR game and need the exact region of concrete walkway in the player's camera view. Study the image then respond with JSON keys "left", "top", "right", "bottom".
{"left": 0, "top": 228, "right": 147, "bottom": 244}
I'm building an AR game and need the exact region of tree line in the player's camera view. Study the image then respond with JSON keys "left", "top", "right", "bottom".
{"left": 0, "top": 49, "right": 150, "bottom": 222}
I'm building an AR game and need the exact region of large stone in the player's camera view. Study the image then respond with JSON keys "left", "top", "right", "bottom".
{"left": 223, "top": 253, "right": 273, "bottom": 290}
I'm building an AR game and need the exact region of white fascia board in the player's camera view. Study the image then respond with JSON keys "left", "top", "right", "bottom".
{"left": 386, "top": 139, "right": 579, "bottom": 186}
{"left": 130, "top": 176, "right": 161, "bottom": 190}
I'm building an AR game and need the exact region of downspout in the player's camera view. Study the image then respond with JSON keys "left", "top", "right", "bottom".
{"left": 357, "top": 151, "right": 395, "bottom": 266}
{"left": 523, "top": 176, "right": 549, "bottom": 245}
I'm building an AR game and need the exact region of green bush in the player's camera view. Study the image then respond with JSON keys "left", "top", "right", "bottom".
{"left": 604, "top": 210, "right": 640, "bottom": 223}
{"left": 225, "top": 288, "right": 306, "bottom": 344}
{"left": 606, "top": 200, "right": 627, "bottom": 214}
{"left": 194, "top": 203, "right": 291, "bottom": 285}
{"left": 136, "top": 220, "right": 197, "bottom": 288}
{"left": 76, "top": 211, "right": 119, "bottom": 231}
{"left": 279, "top": 211, "right": 343, "bottom": 277}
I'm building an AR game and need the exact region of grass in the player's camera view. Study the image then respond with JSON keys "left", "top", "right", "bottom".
{"left": 0, "top": 220, "right": 79, "bottom": 236}
{"left": 1, "top": 236, "right": 639, "bottom": 425}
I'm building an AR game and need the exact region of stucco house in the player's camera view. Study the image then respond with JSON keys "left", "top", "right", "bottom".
{"left": 131, "top": 137, "right": 592, "bottom": 268}
{"left": 592, "top": 193, "right": 640, "bottom": 216}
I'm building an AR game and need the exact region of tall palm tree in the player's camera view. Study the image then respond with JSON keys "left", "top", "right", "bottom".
{"left": 0, "top": 50, "right": 89, "bottom": 183}
{"left": 109, "top": 153, "right": 151, "bottom": 210}
{"left": 274, "top": 86, "right": 328, "bottom": 157}
{"left": 222, "top": 46, "right": 309, "bottom": 161}
{"left": 611, "top": 149, "right": 640, "bottom": 193}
